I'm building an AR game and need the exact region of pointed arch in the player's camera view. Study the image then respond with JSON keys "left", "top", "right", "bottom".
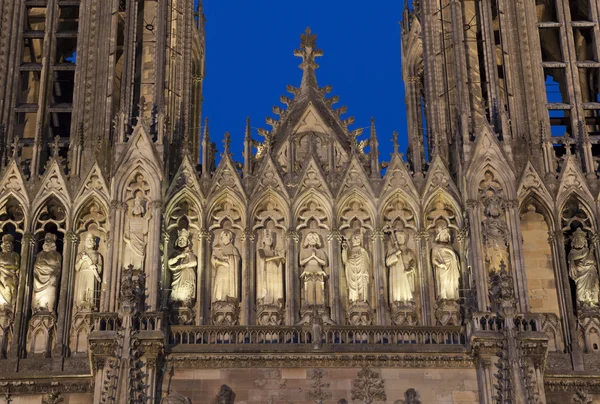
{"left": 72, "top": 195, "right": 110, "bottom": 238}
{"left": 336, "top": 190, "right": 376, "bottom": 233}
{"left": 293, "top": 188, "right": 333, "bottom": 232}
{"left": 423, "top": 189, "right": 464, "bottom": 231}
{"left": 165, "top": 188, "right": 203, "bottom": 230}
{"left": 250, "top": 189, "right": 290, "bottom": 230}
{"left": 519, "top": 190, "right": 555, "bottom": 231}
{"left": 206, "top": 189, "right": 246, "bottom": 231}
{"left": 559, "top": 193, "right": 596, "bottom": 233}
{"left": 113, "top": 161, "right": 162, "bottom": 202}
{"left": 377, "top": 189, "right": 420, "bottom": 231}
{"left": 0, "top": 160, "right": 30, "bottom": 209}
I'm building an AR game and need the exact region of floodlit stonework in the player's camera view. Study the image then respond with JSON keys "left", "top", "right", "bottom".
{"left": 0, "top": 0, "right": 599, "bottom": 403}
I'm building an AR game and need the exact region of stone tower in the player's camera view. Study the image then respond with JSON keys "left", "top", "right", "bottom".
{"left": 0, "top": 1, "right": 598, "bottom": 403}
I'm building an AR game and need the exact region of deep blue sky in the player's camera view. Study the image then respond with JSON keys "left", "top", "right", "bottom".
{"left": 199, "top": 1, "right": 408, "bottom": 164}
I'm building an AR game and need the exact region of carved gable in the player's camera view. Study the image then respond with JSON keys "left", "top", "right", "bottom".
{"left": 0, "top": 160, "right": 29, "bottom": 207}
{"left": 556, "top": 156, "right": 593, "bottom": 204}
{"left": 251, "top": 155, "right": 289, "bottom": 199}
{"left": 75, "top": 162, "right": 110, "bottom": 202}
{"left": 292, "top": 103, "right": 331, "bottom": 135}
{"left": 167, "top": 155, "right": 203, "bottom": 200}
{"left": 34, "top": 159, "right": 71, "bottom": 209}
{"left": 337, "top": 156, "right": 374, "bottom": 199}
{"left": 381, "top": 154, "right": 418, "bottom": 199}
{"left": 209, "top": 156, "right": 246, "bottom": 199}
{"left": 294, "top": 156, "right": 332, "bottom": 199}
{"left": 421, "top": 154, "right": 459, "bottom": 201}
{"left": 114, "top": 123, "right": 163, "bottom": 177}
{"left": 516, "top": 161, "right": 552, "bottom": 205}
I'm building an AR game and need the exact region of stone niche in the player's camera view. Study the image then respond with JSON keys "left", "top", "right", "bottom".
{"left": 162, "top": 367, "right": 479, "bottom": 404}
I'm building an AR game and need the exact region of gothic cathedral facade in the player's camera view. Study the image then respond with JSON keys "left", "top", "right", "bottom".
{"left": 0, "top": 0, "right": 598, "bottom": 403}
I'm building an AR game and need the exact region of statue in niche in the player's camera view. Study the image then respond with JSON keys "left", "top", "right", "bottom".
{"left": 482, "top": 194, "right": 509, "bottom": 272}
{"left": 300, "top": 232, "right": 328, "bottom": 306}
{"left": 168, "top": 228, "right": 198, "bottom": 307}
{"left": 0, "top": 235, "right": 19, "bottom": 309}
{"left": 568, "top": 228, "right": 600, "bottom": 307}
{"left": 211, "top": 229, "right": 241, "bottom": 302}
{"left": 256, "top": 229, "right": 285, "bottom": 307}
{"left": 32, "top": 233, "right": 62, "bottom": 313}
{"left": 431, "top": 222, "right": 460, "bottom": 300}
{"left": 342, "top": 232, "right": 370, "bottom": 304}
{"left": 74, "top": 234, "right": 103, "bottom": 310}
{"left": 386, "top": 230, "right": 416, "bottom": 303}
{"left": 123, "top": 191, "right": 150, "bottom": 270}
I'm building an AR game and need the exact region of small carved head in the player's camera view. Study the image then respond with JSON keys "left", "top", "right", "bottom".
{"left": 571, "top": 228, "right": 588, "bottom": 250}
{"left": 394, "top": 230, "right": 407, "bottom": 246}
{"left": 1, "top": 234, "right": 14, "bottom": 252}
{"left": 177, "top": 228, "right": 190, "bottom": 248}
{"left": 220, "top": 229, "right": 234, "bottom": 246}
{"left": 435, "top": 221, "right": 451, "bottom": 244}
{"left": 84, "top": 233, "right": 98, "bottom": 250}
{"left": 350, "top": 232, "right": 362, "bottom": 247}
{"left": 262, "top": 229, "right": 274, "bottom": 248}
{"left": 304, "top": 232, "right": 322, "bottom": 248}
{"left": 42, "top": 233, "right": 57, "bottom": 252}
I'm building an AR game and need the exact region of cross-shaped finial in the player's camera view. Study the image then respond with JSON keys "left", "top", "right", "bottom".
{"left": 563, "top": 133, "right": 574, "bottom": 155}
{"left": 294, "top": 27, "right": 323, "bottom": 71}
{"left": 10, "top": 137, "right": 20, "bottom": 158}
{"left": 51, "top": 136, "right": 61, "bottom": 157}
{"left": 223, "top": 132, "right": 231, "bottom": 155}
{"left": 392, "top": 131, "right": 399, "bottom": 154}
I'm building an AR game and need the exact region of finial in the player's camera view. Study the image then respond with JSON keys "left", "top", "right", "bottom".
{"left": 138, "top": 96, "right": 147, "bottom": 117}
{"left": 202, "top": 117, "right": 210, "bottom": 143}
{"left": 245, "top": 117, "right": 251, "bottom": 139}
{"left": 51, "top": 136, "right": 61, "bottom": 157}
{"left": 563, "top": 133, "right": 574, "bottom": 155}
{"left": 11, "top": 137, "right": 20, "bottom": 159}
{"left": 392, "top": 131, "right": 399, "bottom": 155}
{"left": 223, "top": 132, "right": 231, "bottom": 155}
{"left": 294, "top": 27, "right": 323, "bottom": 71}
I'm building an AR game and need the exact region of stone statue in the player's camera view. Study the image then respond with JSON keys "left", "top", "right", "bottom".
{"left": 123, "top": 192, "right": 150, "bottom": 270}
{"left": 300, "top": 232, "right": 328, "bottom": 306}
{"left": 482, "top": 195, "right": 509, "bottom": 272}
{"left": 341, "top": 232, "right": 370, "bottom": 303}
{"left": 168, "top": 228, "right": 198, "bottom": 307}
{"left": 32, "top": 233, "right": 62, "bottom": 313}
{"left": 0, "top": 235, "right": 19, "bottom": 309}
{"left": 256, "top": 229, "right": 285, "bottom": 307}
{"left": 386, "top": 230, "right": 416, "bottom": 303}
{"left": 74, "top": 234, "right": 103, "bottom": 310}
{"left": 211, "top": 230, "right": 241, "bottom": 302}
{"left": 568, "top": 228, "right": 600, "bottom": 307}
{"left": 431, "top": 223, "right": 460, "bottom": 300}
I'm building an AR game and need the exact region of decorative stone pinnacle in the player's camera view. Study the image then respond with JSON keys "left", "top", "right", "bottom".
{"left": 223, "top": 132, "right": 231, "bottom": 155}
{"left": 563, "top": 133, "right": 574, "bottom": 155}
{"left": 203, "top": 117, "right": 210, "bottom": 143}
{"left": 11, "top": 137, "right": 20, "bottom": 158}
{"left": 294, "top": 27, "right": 323, "bottom": 71}
{"left": 51, "top": 136, "right": 61, "bottom": 157}
{"left": 392, "top": 131, "right": 399, "bottom": 155}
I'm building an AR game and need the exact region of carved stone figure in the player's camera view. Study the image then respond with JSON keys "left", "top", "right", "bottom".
{"left": 168, "top": 228, "right": 198, "bottom": 307}
{"left": 342, "top": 232, "right": 370, "bottom": 304}
{"left": 568, "top": 228, "right": 600, "bottom": 307}
{"left": 300, "top": 232, "right": 328, "bottom": 306}
{"left": 123, "top": 192, "right": 150, "bottom": 270}
{"left": 32, "top": 233, "right": 62, "bottom": 313}
{"left": 74, "top": 234, "right": 103, "bottom": 310}
{"left": 211, "top": 229, "right": 241, "bottom": 302}
{"left": 431, "top": 222, "right": 460, "bottom": 300}
{"left": 0, "top": 234, "right": 19, "bottom": 309}
{"left": 482, "top": 195, "right": 509, "bottom": 272}
{"left": 256, "top": 229, "right": 285, "bottom": 307}
{"left": 386, "top": 230, "right": 416, "bottom": 303}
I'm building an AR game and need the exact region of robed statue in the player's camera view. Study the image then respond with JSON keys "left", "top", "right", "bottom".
{"left": 211, "top": 230, "right": 241, "bottom": 302}
{"left": 568, "top": 228, "right": 600, "bottom": 307}
{"left": 256, "top": 229, "right": 285, "bottom": 307}
{"left": 299, "top": 232, "right": 328, "bottom": 306}
{"left": 0, "top": 235, "right": 19, "bottom": 309}
{"left": 342, "top": 232, "right": 371, "bottom": 303}
{"left": 74, "top": 234, "right": 103, "bottom": 310}
{"left": 32, "top": 233, "right": 62, "bottom": 313}
{"left": 386, "top": 230, "right": 416, "bottom": 303}
{"left": 123, "top": 192, "right": 150, "bottom": 270}
{"left": 431, "top": 223, "right": 460, "bottom": 300}
{"left": 168, "top": 228, "right": 198, "bottom": 307}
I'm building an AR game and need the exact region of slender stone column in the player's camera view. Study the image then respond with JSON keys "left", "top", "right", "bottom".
{"left": 145, "top": 200, "right": 163, "bottom": 311}
{"left": 466, "top": 199, "right": 489, "bottom": 310}
{"left": 371, "top": 229, "right": 386, "bottom": 325}
{"left": 417, "top": 229, "right": 432, "bottom": 325}
{"left": 475, "top": 357, "right": 495, "bottom": 404}
{"left": 195, "top": 231, "right": 206, "bottom": 325}
{"left": 241, "top": 228, "right": 255, "bottom": 325}
{"left": 201, "top": 230, "right": 213, "bottom": 324}
{"left": 106, "top": 201, "right": 127, "bottom": 312}
{"left": 9, "top": 231, "right": 35, "bottom": 359}
{"left": 53, "top": 230, "right": 79, "bottom": 359}
{"left": 547, "top": 230, "right": 570, "bottom": 353}
{"left": 505, "top": 200, "right": 529, "bottom": 313}
{"left": 327, "top": 230, "right": 342, "bottom": 324}
{"left": 285, "top": 230, "right": 299, "bottom": 325}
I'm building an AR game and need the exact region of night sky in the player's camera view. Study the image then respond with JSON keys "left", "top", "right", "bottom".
{"left": 199, "top": 1, "right": 408, "bottom": 165}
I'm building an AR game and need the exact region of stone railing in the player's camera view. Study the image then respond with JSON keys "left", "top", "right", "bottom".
{"left": 470, "top": 312, "right": 546, "bottom": 334}
{"left": 168, "top": 325, "right": 466, "bottom": 347}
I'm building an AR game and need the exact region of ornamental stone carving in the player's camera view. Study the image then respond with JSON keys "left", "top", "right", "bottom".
{"left": 168, "top": 228, "right": 198, "bottom": 308}
{"left": 342, "top": 232, "right": 370, "bottom": 304}
{"left": 482, "top": 195, "right": 509, "bottom": 273}
{"left": 568, "top": 228, "right": 600, "bottom": 308}
{"left": 256, "top": 228, "right": 285, "bottom": 325}
{"left": 0, "top": 234, "right": 19, "bottom": 310}
{"left": 431, "top": 222, "right": 460, "bottom": 301}
{"left": 386, "top": 230, "right": 418, "bottom": 325}
{"left": 211, "top": 229, "right": 241, "bottom": 325}
{"left": 32, "top": 233, "right": 62, "bottom": 314}
{"left": 298, "top": 232, "right": 333, "bottom": 325}
{"left": 123, "top": 191, "right": 151, "bottom": 271}
{"left": 74, "top": 234, "right": 103, "bottom": 311}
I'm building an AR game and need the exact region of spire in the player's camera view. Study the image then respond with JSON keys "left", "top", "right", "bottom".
{"left": 294, "top": 27, "right": 323, "bottom": 93}
{"left": 370, "top": 117, "right": 380, "bottom": 178}
{"left": 243, "top": 117, "right": 252, "bottom": 177}
{"left": 201, "top": 117, "right": 210, "bottom": 179}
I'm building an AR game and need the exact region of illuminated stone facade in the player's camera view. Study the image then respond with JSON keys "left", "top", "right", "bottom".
{"left": 0, "top": 0, "right": 599, "bottom": 403}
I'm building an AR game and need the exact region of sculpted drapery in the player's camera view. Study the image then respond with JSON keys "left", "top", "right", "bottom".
{"left": 386, "top": 230, "right": 416, "bottom": 303}
{"left": 169, "top": 228, "right": 198, "bottom": 307}
{"left": 123, "top": 192, "right": 150, "bottom": 270}
{"left": 342, "top": 233, "right": 370, "bottom": 304}
{"left": 32, "top": 233, "right": 62, "bottom": 313}
{"left": 74, "top": 234, "right": 103, "bottom": 310}
{"left": 0, "top": 235, "right": 19, "bottom": 309}
{"left": 211, "top": 230, "right": 241, "bottom": 302}
{"left": 431, "top": 223, "right": 460, "bottom": 300}
{"left": 299, "top": 232, "right": 328, "bottom": 306}
{"left": 256, "top": 229, "right": 285, "bottom": 306}
{"left": 568, "top": 228, "right": 600, "bottom": 307}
